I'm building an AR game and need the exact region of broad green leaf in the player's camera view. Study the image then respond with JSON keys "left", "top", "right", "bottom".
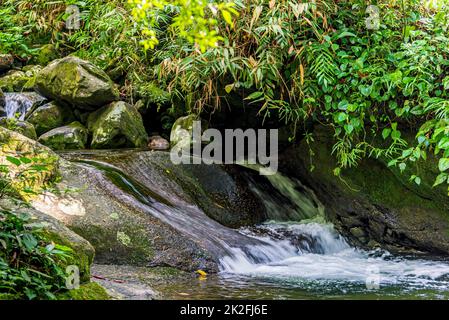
{"left": 414, "top": 176, "right": 421, "bottom": 185}
{"left": 438, "top": 158, "right": 449, "bottom": 172}
{"left": 434, "top": 173, "right": 448, "bottom": 187}
{"left": 224, "top": 84, "right": 234, "bottom": 93}
{"left": 337, "top": 31, "right": 357, "bottom": 39}
{"left": 245, "top": 91, "right": 263, "bottom": 100}
{"left": 391, "top": 130, "right": 401, "bottom": 140}
{"left": 336, "top": 112, "right": 348, "bottom": 123}
{"left": 6, "top": 156, "right": 21, "bottom": 166}
{"left": 222, "top": 10, "right": 234, "bottom": 27}
{"left": 382, "top": 128, "right": 391, "bottom": 140}
{"left": 344, "top": 124, "right": 354, "bottom": 134}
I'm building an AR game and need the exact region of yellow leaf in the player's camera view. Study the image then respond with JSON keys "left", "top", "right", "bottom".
{"left": 222, "top": 10, "right": 234, "bottom": 28}
{"left": 195, "top": 270, "right": 208, "bottom": 277}
{"left": 225, "top": 84, "right": 234, "bottom": 94}
{"left": 300, "top": 63, "right": 304, "bottom": 86}
{"left": 269, "top": 0, "right": 276, "bottom": 9}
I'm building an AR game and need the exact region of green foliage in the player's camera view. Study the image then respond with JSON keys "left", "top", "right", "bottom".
{"left": 147, "top": 0, "right": 449, "bottom": 192}
{"left": 0, "top": 209, "right": 73, "bottom": 300}
{"left": 0, "top": 154, "right": 55, "bottom": 199}
{"left": 129, "top": 0, "right": 238, "bottom": 51}
{"left": 3, "top": 0, "right": 449, "bottom": 193}
{"left": 0, "top": 5, "right": 37, "bottom": 57}
{"left": 0, "top": 152, "right": 69, "bottom": 300}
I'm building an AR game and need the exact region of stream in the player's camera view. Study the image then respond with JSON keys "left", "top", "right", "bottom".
{"left": 59, "top": 150, "right": 449, "bottom": 300}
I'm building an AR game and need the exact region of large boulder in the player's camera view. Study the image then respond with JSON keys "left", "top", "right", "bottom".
{"left": 26, "top": 101, "right": 74, "bottom": 136}
{"left": 0, "top": 117, "right": 37, "bottom": 140}
{"left": 281, "top": 125, "right": 449, "bottom": 255}
{"left": 38, "top": 122, "right": 88, "bottom": 150}
{"left": 87, "top": 101, "right": 148, "bottom": 149}
{"left": 34, "top": 56, "right": 119, "bottom": 110}
{"left": 31, "top": 157, "right": 218, "bottom": 272}
{"left": 31, "top": 150, "right": 269, "bottom": 272}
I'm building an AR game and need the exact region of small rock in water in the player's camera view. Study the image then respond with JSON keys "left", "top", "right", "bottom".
{"left": 148, "top": 135, "right": 170, "bottom": 150}
{"left": 38, "top": 121, "right": 88, "bottom": 150}
{"left": 0, "top": 54, "right": 14, "bottom": 71}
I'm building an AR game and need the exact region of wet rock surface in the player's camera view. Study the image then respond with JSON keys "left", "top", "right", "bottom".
{"left": 281, "top": 126, "right": 449, "bottom": 255}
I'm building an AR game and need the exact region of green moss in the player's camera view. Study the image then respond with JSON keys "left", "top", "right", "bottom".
{"left": 0, "top": 293, "right": 19, "bottom": 300}
{"left": 35, "top": 44, "right": 59, "bottom": 66}
{"left": 87, "top": 101, "right": 148, "bottom": 149}
{"left": 58, "top": 282, "right": 110, "bottom": 300}
{"left": 0, "top": 118, "right": 37, "bottom": 140}
{"left": 70, "top": 222, "right": 154, "bottom": 267}
{"left": 0, "top": 67, "right": 41, "bottom": 92}
{"left": 34, "top": 56, "right": 119, "bottom": 109}
{"left": 27, "top": 102, "right": 74, "bottom": 136}
{"left": 300, "top": 127, "right": 449, "bottom": 226}
{"left": 41, "top": 229, "right": 93, "bottom": 283}
{"left": 38, "top": 121, "right": 88, "bottom": 150}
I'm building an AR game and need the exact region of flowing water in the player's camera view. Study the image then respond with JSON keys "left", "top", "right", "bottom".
{"left": 63, "top": 151, "right": 449, "bottom": 299}
{"left": 2, "top": 92, "right": 46, "bottom": 120}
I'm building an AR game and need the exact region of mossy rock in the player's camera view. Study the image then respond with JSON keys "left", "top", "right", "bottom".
{"left": 26, "top": 101, "right": 75, "bottom": 136}
{"left": 38, "top": 122, "right": 88, "bottom": 150}
{"left": 0, "top": 126, "right": 59, "bottom": 199}
{"left": 34, "top": 44, "right": 59, "bottom": 66}
{"left": 34, "top": 56, "right": 119, "bottom": 110}
{"left": 170, "top": 114, "right": 200, "bottom": 149}
{"left": 37, "top": 214, "right": 95, "bottom": 283}
{"left": 0, "top": 200, "right": 95, "bottom": 283}
{"left": 87, "top": 101, "right": 148, "bottom": 149}
{"left": 31, "top": 158, "right": 219, "bottom": 272}
{"left": 281, "top": 125, "right": 449, "bottom": 255}
{"left": 0, "top": 117, "right": 37, "bottom": 140}
{"left": 58, "top": 282, "right": 110, "bottom": 300}
{"left": 0, "top": 66, "right": 42, "bottom": 92}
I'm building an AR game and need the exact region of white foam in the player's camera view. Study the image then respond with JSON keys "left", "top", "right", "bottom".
{"left": 219, "top": 222, "right": 449, "bottom": 289}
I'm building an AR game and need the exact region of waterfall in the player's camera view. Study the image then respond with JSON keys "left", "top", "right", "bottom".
{"left": 239, "top": 163, "right": 324, "bottom": 221}
{"left": 2, "top": 92, "right": 46, "bottom": 120}
{"left": 216, "top": 166, "right": 449, "bottom": 289}
{"left": 219, "top": 221, "right": 449, "bottom": 289}
{"left": 62, "top": 150, "right": 449, "bottom": 292}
